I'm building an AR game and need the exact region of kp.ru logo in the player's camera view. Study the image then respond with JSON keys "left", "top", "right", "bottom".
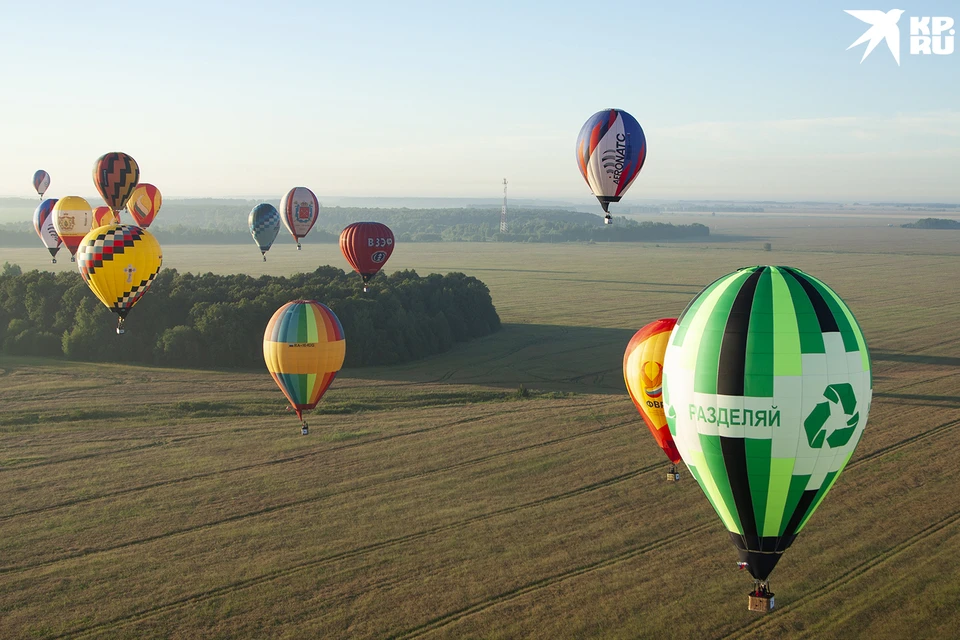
{"left": 845, "top": 9, "right": 955, "bottom": 65}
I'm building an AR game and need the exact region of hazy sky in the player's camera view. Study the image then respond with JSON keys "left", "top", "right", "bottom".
{"left": 1, "top": 0, "right": 958, "bottom": 201}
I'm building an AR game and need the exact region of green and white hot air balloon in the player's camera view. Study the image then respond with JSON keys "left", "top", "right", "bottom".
{"left": 662, "top": 266, "right": 872, "bottom": 606}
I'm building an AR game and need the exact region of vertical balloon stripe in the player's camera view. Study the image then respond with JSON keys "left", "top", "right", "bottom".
{"left": 770, "top": 269, "right": 803, "bottom": 377}
{"left": 778, "top": 474, "right": 812, "bottom": 536}
{"left": 779, "top": 268, "right": 825, "bottom": 354}
{"left": 672, "top": 275, "right": 730, "bottom": 347}
{"left": 687, "top": 448, "right": 741, "bottom": 533}
{"left": 717, "top": 267, "right": 765, "bottom": 396}
{"left": 694, "top": 271, "right": 752, "bottom": 394}
{"left": 782, "top": 488, "right": 819, "bottom": 540}
{"left": 818, "top": 285, "right": 872, "bottom": 381}
{"left": 802, "top": 275, "right": 860, "bottom": 352}
{"left": 744, "top": 268, "right": 774, "bottom": 397}
{"left": 720, "top": 436, "right": 758, "bottom": 542}
{"left": 762, "top": 457, "right": 796, "bottom": 537}
{"left": 700, "top": 434, "right": 744, "bottom": 534}
{"left": 745, "top": 437, "right": 772, "bottom": 537}
{"left": 782, "top": 269, "right": 839, "bottom": 333}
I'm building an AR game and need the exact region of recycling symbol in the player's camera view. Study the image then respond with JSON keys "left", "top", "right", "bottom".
{"left": 804, "top": 383, "right": 859, "bottom": 449}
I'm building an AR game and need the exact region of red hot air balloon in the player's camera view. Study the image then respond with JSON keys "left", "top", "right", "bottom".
{"left": 93, "top": 152, "right": 140, "bottom": 213}
{"left": 339, "top": 222, "right": 395, "bottom": 292}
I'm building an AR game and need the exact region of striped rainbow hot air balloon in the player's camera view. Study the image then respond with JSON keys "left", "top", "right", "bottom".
{"left": 263, "top": 300, "right": 346, "bottom": 434}
{"left": 662, "top": 265, "right": 871, "bottom": 605}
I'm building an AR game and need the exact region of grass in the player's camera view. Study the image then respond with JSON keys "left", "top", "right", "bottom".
{"left": 1, "top": 210, "right": 959, "bottom": 638}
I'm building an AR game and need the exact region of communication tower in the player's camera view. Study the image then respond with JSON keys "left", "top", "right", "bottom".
{"left": 500, "top": 178, "right": 508, "bottom": 233}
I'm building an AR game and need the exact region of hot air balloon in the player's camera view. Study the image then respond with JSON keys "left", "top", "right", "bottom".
{"left": 249, "top": 203, "right": 281, "bottom": 261}
{"left": 33, "top": 170, "right": 50, "bottom": 199}
{"left": 93, "top": 206, "right": 120, "bottom": 228}
{"left": 93, "top": 152, "right": 140, "bottom": 214}
{"left": 575, "top": 108, "right": 647, "bottom": 225}
{"left": 52, "top": 196, "right": 93, "bottom": 262}
{"left": 662, "top": 266, "right": 872, "bottom": 610}
{"left": 339, "top": 222, "right": 395, "bottom": 292}
{"left": 623, "top": 318, "right": 682, "bottom": 480}
{"left": 33, "top": 199, "right": 62, "bottom": 263}
{"left": 128, "top": 183, "right": 162, "bottom": 227}
{"left": 280, "top": 187, "right": 319, "bottom": 250}
{"left": 263, "top": 300, "right": 346, "bottom": 435}
{"left": 76, "top": 224, "right": 163, "bottom": 335}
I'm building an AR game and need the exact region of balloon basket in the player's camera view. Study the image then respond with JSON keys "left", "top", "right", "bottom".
{"left": 51, "top": 259, "right": 57, "bottom": 264}
{"left": 301, "top": 422, "right": 309, "bottom": 436}
{"left": 604, "top": 215, "right": 612, "bottom": 225}
{"left": 748, "top": 582, "right": 775, "bottom": 613}
{"left": 666, "top": 467, "right": 680, "bottom": 482}
{"left": 297, "top": 244, "right": 302, "bottom": 251}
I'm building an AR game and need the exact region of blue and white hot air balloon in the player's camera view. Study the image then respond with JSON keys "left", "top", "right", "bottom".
{"left": 249, "top": 203, "right": 281, "bottom": 261}
{"left": 575, "top": 108, "right": 647, "bottom": 224}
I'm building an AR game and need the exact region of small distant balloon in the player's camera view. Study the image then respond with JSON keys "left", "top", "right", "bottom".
{"left": 33, "top": 170, "right": 50, "bottom": 199}
{"left": 339, "top": 222, "right": 395, "bottom": 292}
{"left": 128, "top": 183, "right": 162, "bottom": 227}
{"left": 93, "top": 205, "right": 121, "bottom": 228}
{"left": 52, "top": 196, "right": 93, "bottom": 261}
{"left": 575, "top": 108, "right": 647, "bottom": 224}
{"left": 280, "top": 187, "right": 319, "bottom": 250}
{"left": 93, "top": 152, "right": 140, "bottom": 212}
{"left": 249, "top": 203, "right": 281, "bottom": 261}
{"left": 33, "top": 198, "right": 61, "bottom": 263}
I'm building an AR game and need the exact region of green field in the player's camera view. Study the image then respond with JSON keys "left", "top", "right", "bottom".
{"left": 2, "top": 211, "right": 959, "bottom": 638}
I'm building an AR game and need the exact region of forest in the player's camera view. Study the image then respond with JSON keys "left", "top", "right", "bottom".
{"left": 0, "top": 201, "right": 710, "bottom": 246}
{"left": 901, "top": 218, "right": 960, "bottom": 229}
{"left": 0, "top": 263, "right": 501, "bottom": 368}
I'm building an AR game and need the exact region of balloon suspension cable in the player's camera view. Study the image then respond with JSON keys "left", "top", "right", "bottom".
{"left": 752, "top": 579, "right": 771, "bottom": 597}
{"left": 116, "top": 317, "right": 126, "bottom": 336}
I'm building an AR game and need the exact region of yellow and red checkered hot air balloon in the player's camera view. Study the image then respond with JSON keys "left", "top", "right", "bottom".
{"left": 128, "top": 183, "right": 162, "bottom": 227}
{"left": 263, "top": 300, "right": 346, "bottom": 434}
{"left": 77, "top": 224, "right": 163, "bottom": 334}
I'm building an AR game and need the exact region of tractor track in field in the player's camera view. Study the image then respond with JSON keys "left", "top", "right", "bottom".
{"left": 0, "top": 406, "right": 533, "bottom": 520}
{"left": 723, "top": 508, "right": 960, "bottom": 639}
{"left": 385, "top": 522, "right": 716, "bottom": 640}
{"left": 369, "top": 415, "right": 960, "bottom": 638}
{"left": 0, "top": 416, "right": 634, "bottom": 575}
{"left": 55, "top": 462, "right": 662, "bottom": 639}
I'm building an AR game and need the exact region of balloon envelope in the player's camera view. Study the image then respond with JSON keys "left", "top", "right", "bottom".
{"left": 52, "top": 196, "right": 93, "bottom": 257}
{"left": 33, "top": 170, "right": 50, "bottom": 198}
{"left": 663, "top": 266, "right": 872, "bottom": 581}
{"left": 93, "top": 205, "right": 121, "bottom": 228}
{"left": 339, "top": 222, "right": 395, "bottom": 284}
{"left": 77, "top": 224, "right": 162, "bottom": 326}
{"left": 280, "top": 187, "right": 319, "bottom": 246}
{"left": 33, "top": 199, "right": 62, "bottom": 259}
{"left": 263, "top": 300, "right": 346, "bottom": 422}
{"left": 128, "top": 183, "right": 162, "bottom": 227}
{"left": 249, "top": 203, "right": 281, "bottom": 257}
{"left": 93, "top": 152, "right": 140, "bottom": 211}
{"left": 575, "top": 109, "right": 646, "bottom": 213}
{"left": 623, "top": 318, "right": 681, "bottom": 465}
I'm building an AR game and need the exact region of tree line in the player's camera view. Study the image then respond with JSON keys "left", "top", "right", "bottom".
{"left": 0, "top": 263, "right": 501, "bottom": 369}
{"left": 2, "top": 205, "right": 709, "bottom": 247}
{"left": 901, "top": 218, "right": 960, "bottom": 229}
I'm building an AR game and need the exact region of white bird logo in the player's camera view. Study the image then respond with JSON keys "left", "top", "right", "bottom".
{"left": 845, "top": 9, "right": 905, "bottom": 65}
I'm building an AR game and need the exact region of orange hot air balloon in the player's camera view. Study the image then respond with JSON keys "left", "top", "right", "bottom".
{"left": 623, "top": 318, "right": 682, "bottom": 478}
{"left": 93, "top": 206, "right": 120, "bottom": 227}
{"left": 128, "top": 183, "right": 162, "bottom": 227}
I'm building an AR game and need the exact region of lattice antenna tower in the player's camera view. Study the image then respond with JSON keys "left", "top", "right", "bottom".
{"left": 500, "top": 178, "right": 508, "bottom": 233}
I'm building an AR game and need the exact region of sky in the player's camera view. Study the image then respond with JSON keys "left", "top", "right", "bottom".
{"left": 1, "top": 0, "right": 958, "bottom": 202}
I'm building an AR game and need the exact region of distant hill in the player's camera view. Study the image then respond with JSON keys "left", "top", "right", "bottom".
{"left": 901, "top": 218, "right": 960, "bottom": 229}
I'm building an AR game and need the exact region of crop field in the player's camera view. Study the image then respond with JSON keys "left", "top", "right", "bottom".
{"left": 2, "top": 212, "right": 959, "bottom": 638}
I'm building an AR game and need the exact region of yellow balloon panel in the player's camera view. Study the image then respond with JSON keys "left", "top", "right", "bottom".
{"left": 77, "top": 224, "right": 162, "bottom": 318}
